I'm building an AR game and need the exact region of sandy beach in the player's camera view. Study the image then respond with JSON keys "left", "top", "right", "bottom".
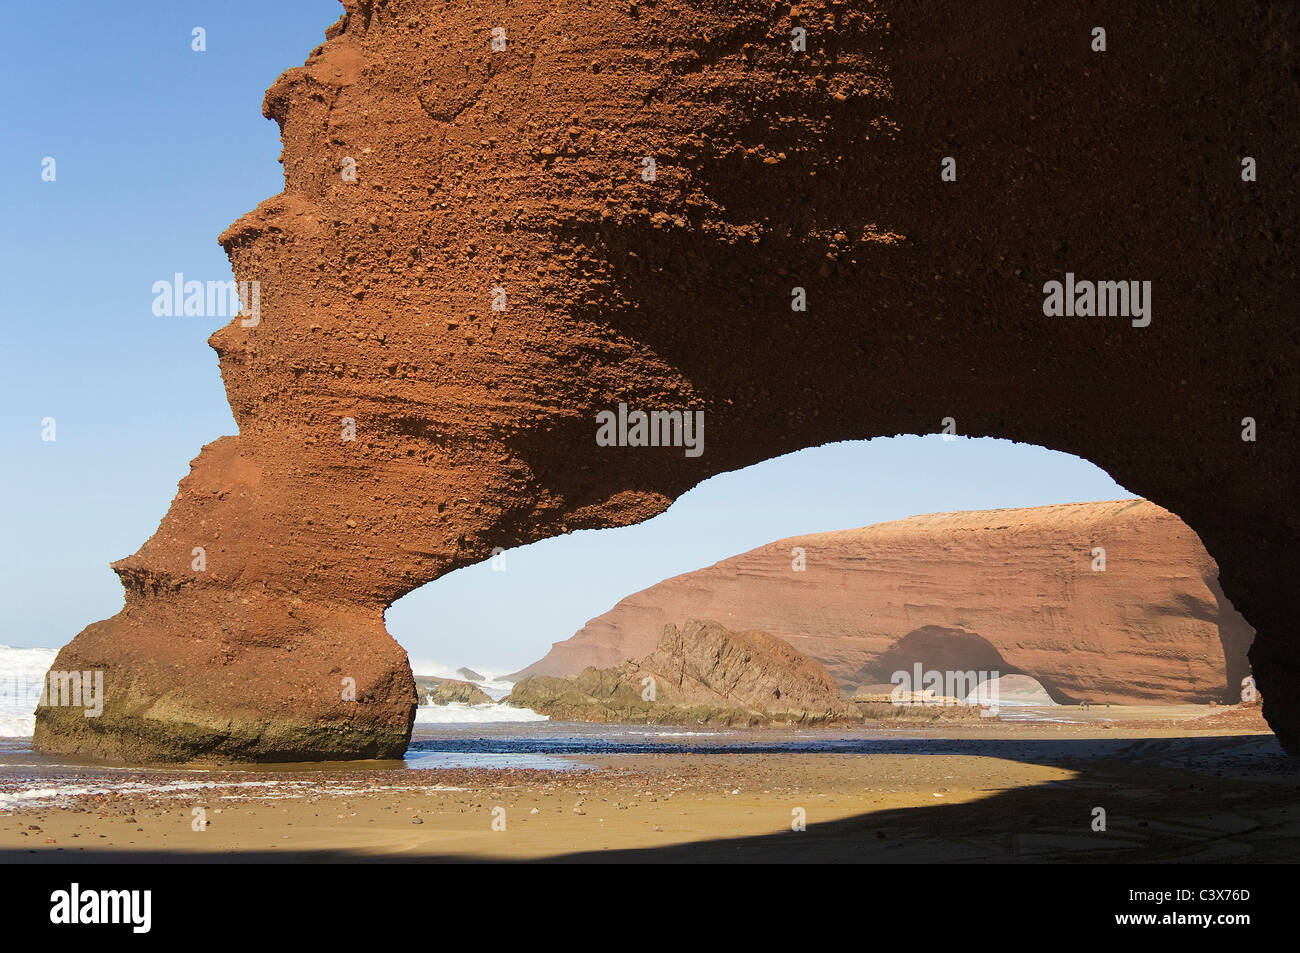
{"left": 4, "top": 706, "right": 1296, "bottom": 863}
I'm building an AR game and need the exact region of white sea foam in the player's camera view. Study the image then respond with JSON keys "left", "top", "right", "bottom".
{"left": 0, "top": 777, "right": 472, "bottom": 812}
{"left": 0, "top": 645, "right": 59, "bottom": 737}
{"left": 408, "top": 658, "right": 519, "bottom": 700}
{"left": 0, "top": 779, "right": 279, "bottom": 812}
{"left": 406, "top": 660, "right": 542, "bottom": 722}
{"left": 414, "top": 702, "right": 548, "bottom": 724}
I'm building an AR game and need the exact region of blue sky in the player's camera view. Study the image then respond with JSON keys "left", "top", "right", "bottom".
{"left": 0, "top": 1, "right": 1129, "bottom": 672}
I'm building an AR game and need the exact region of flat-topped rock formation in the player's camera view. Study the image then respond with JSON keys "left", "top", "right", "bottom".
{"left": 515, "top": 501, "right": 1255, "bottom": 706}
{"left": 507, "top": 619, "right": 856, "bottom": 725}
{"left": 33, "top": 1, "right": 1298, "bottom": 761}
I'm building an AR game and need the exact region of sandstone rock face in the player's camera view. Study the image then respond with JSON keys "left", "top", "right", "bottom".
{"left": 516, "top": 501, "right": 1255, "bottom": 705}
{"left": 507, "top": 619, "right": 855, "bottom": 725}
{"left": 34, "top": 0, "right": 1298, "bottom": 760}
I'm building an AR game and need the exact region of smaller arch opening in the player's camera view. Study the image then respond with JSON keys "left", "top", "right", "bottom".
{"left": 851, "top": 625, "right": 1025, "bottom": 699}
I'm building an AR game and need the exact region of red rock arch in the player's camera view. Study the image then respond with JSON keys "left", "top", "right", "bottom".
{"left": 35, "top": 0, "right": 1298, "bottom": 760}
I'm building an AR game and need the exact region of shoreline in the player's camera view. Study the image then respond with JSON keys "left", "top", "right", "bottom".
{"left": 4, "top": 706, "right": 1295, "bottom": 863}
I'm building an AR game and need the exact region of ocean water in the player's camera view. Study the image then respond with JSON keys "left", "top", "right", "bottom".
{"left": 0, "top": 645, "right": 59, "bottom": 737}
{"left": 408, "top": 660, "right": 517, "bottom": 700}
{"left": 414, "top": 702, "right": 548, "bottom": 724}
{"left": 0, "top": 646, "right": 1108, "bottom": 812}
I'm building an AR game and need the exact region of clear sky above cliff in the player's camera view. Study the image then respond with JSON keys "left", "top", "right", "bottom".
{"left": 0, "top": 1, "right": 1128, "bottom": 671}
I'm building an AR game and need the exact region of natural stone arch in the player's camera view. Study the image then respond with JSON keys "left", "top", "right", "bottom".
{"left": 857, "top": 626, "right": 1024, "bottom": 698}
{"left": 35, "top": 0, "right": 1297, "bottom": 760}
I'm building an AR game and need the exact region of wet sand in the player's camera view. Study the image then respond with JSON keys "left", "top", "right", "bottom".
{"left": 3, "top": 706, "right": 1297, "bottom": 863}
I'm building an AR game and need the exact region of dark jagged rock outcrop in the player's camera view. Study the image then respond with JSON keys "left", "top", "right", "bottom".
{"left": 507, "top": 620, "right": 856, "bottom": 725}
{"left": 415, "top": 677, "right": 492, "bottom": 706}
{"left": 34, "top": 0, "right": 1299, "bottom": 761}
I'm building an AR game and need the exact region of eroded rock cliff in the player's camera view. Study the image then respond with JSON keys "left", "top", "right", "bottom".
{"left": 516, "top": 500, "right": 1255, "bottom": 705}
{"left": 34, "top": 0, "right": 1298, "bottom": 760}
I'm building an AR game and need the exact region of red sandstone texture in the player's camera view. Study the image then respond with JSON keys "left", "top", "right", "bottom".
{"left": 515, "top": 500, "right": 1255, "bottom": 705}
{"left": 34, "top": 0, "right": 1298, "bottom": 761}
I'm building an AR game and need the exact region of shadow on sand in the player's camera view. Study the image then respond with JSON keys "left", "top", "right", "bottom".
{"left": 4, "top": 734, "right": 1298, "bottom": 863}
